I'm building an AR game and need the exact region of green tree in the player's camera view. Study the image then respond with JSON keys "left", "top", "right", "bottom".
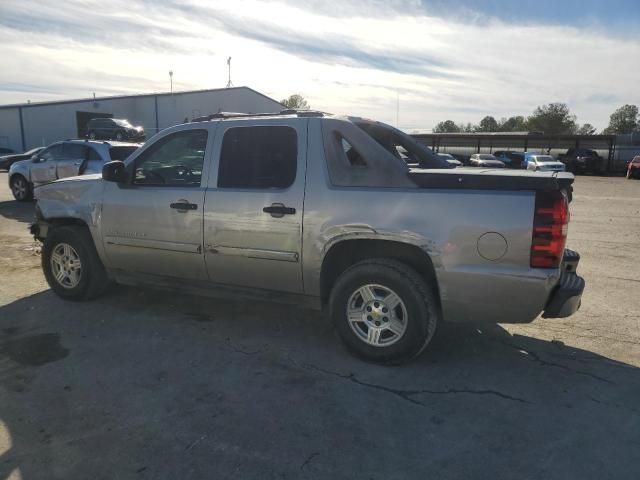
{"left": 433, "top": 120, "right": 461, "bottom": 133}
{"left": 602, "top": 104, "right": 638, "bottom": 134}
{"left": 280, "top": 94, "right": 309, "bottom": 110}
{"left": 477, "top": 115, "right": 499, "bottom": 132}
{"left": 498, "top": 116, "right": 528, "bottom": 132}
{"left": 577, "top": 123, "right": 596, "bottom": 135}
{"left": 526, "top": 103, "right": 577, "bottom": 135}
{"left": 459, "top": 122, "right": 477, "bottom": 133}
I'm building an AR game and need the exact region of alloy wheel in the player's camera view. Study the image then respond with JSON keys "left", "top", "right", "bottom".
{"left": 346, "top": 284, "right": 408, "bottom": 347}
{"left": 50, "top": 243, "right": 82, "bottom": 289}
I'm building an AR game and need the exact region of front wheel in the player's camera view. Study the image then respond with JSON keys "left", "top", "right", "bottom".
{"left": 329, "top": 258, "right": 439, "bottom": 364}
{"left": 10, "top": 175, "right": 33, "bottom": 201}
{"left": 42, "top": 226, "right": 110, "bottom": 300}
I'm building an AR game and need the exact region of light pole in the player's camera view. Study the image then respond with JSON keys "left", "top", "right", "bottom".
{"left": 226, "top": 57, "right": 233, "bottom": 88}
{"left": 169, "top": 70, "right": 173, "bottom": 94}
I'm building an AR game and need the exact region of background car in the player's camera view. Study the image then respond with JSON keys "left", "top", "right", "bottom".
{"left": 436, "top": 152, "right": 463, "bottom": 167}
{"left": 86, "top": 117, "right": 145, "bottom": 141}
{"left": 493, "top": 150, "right": 527, "bottom": 169}
{"left": 0, "top": 146, "right": 45, "bottom": 170}
{"left": 558, "top": 148, "right": 604, "bottom": 174}
{"left": 526, "top": 154, "right": 566, "bottom": 172}
{"left": 627, "top": 156, "right": 640, "bottom": 179}
{"left": 8, "top": 139, "right": 139, "bottom": 201}
{"left": 469, "top": 153, "right": 505, "bottom": 168}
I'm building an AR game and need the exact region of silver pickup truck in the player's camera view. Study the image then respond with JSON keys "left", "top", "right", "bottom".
{"left": 30, "top": 111, "right": 585, "bottom": 363}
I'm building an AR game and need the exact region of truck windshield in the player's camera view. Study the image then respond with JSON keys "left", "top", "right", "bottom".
{"left": 356, "top": 121, "right": 451, "bottom": 169}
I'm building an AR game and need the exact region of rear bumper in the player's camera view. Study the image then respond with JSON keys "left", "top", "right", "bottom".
{"left": 542, "top": 249, "right": 585, "bottom": 318}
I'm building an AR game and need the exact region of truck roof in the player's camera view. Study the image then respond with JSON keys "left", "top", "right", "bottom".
{"left": 191, "top": 109, "right": 329, "bottom": 123}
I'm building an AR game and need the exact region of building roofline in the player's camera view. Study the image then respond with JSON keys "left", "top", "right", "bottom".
{"left": 0, "top": 86, "right": 284, "bottom": 110}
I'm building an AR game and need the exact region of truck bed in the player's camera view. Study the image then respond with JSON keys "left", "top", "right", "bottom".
{"left": 409, "top": 167, "right": 575, "bottom": 191}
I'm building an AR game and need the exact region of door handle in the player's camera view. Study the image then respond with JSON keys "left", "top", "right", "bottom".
{"left": 263, "top": 203, "right": 296, "bottom": 218}
{"left": 170, "top": 200, "right": 198, "bottom": 211}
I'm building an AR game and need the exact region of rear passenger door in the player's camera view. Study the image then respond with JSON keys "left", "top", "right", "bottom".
{"left": 203, "top": 119, "right": 307, "bottom": 293}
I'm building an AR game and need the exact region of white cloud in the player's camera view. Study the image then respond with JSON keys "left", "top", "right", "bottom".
{"left": 0, "top": 0, "right": 638, "bottom": 130}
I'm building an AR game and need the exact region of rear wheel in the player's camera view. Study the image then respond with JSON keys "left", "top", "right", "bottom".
{"left": 329, "top": 258, "right": 439, "bottom": 364}
{"left": 42, "top": 226, "right": 110, "bottom": 300}
{"left": 10, "top": 174, "right": 32, "bottom": 201}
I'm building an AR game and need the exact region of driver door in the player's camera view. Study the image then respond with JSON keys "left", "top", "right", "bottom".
{"left": 30, "top": 143, "right": 64, "bottom": 183}
{"left": 101, "top": 126, "right": 214, "bottom": 280}
{"left": 56, "top": 143, "right": 88, "bottom": 179}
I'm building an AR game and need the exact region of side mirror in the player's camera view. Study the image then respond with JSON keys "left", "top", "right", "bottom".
{"left": 102, "top": 161, "right": 128, "bottom": 183}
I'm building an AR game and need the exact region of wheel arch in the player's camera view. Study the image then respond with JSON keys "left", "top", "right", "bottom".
{"left": 319, "top": 239, "right": 440, "bottom": 308}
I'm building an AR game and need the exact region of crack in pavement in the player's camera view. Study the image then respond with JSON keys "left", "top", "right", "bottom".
{"left": 495, "top": 339, "right": 614, "bottom": 384}
{"left": 302, "top": 363, "right": 531, "bottom": 405}
{"left": 300, "top": 452, "right": 320, "bottom": 470}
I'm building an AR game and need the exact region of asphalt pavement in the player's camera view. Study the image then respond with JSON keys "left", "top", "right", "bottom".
{"left": 0, "top": 172, "right": 639, "bottom": 479}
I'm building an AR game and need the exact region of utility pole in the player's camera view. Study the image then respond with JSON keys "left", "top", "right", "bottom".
{"left": 226, "top": 57, "right": 233, "bottom": 88}
{"left": 169, "top": 70, "right": 173, "bottom": 94}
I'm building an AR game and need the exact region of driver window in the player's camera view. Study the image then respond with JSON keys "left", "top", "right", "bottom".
{"left": 133, "top": 129, "right": 207, "bottom": 186}
{"left": 40, "top": 144, "right": 64, "bottom": 162}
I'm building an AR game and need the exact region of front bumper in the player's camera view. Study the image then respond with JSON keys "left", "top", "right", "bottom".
{"left": 542, "top": 249, "right": 585, "bottom": 318}
{"left": 30, "top": 220, "right": 49, "bottom": 242}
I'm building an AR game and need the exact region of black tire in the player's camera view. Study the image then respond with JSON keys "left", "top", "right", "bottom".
{"left": 329, "top": 258, "right": 439, "bottom": 364}
{"left": 42, "top": 226, "right": 110, "bottom": 301}
{"left": 10, "top": 174, "right": 33, "bottom": 202}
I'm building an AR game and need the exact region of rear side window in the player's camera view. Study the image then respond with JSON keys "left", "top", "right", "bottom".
{"left": 340, "top": 137, "right": 366, "bottom": 166}
{"left": 64, "top": 143, "right": 88, "bottom": 159}
{"left": 218, "top": 126, "right": 297, "bottom": 189}
{"left": 88, "top": 148, "right": 102, "bottom": 161}
{"left": 109, "top": 146, "right": 138, "bottom": 161}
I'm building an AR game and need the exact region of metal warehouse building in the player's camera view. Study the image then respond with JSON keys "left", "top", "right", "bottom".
{"left": 0, "top": 86, "right": 283, "bottom": 152}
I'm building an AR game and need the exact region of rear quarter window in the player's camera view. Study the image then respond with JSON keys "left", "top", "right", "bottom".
{"left": 109, "top": 146, "right": 138, "bottom": 161}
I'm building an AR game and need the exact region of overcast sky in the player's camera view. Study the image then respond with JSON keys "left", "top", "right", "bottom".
{"left": 0, "top": 0, "right": 638, "bottom": 130}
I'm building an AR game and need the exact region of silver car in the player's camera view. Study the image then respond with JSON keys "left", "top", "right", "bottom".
{"left": 437, "top": 152, "right": 463, "bottom": 167}
{"left": 469, "top": 154, "right": 506, "bottom": 168}
{"left": 8, "top": 139, "right": 139, "bottom": 201}
{"left": 526, "top": 154, "right": 567, "bottom": 172}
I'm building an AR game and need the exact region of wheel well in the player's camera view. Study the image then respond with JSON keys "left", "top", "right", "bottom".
{"left": 320, "top": 239, "right": 440, "bottom": 306}
{"left": 47, "top": 217, "right": 90, "bottom": 229}
{"left": 9, "top": 172, "right": 27, "bottom": 182}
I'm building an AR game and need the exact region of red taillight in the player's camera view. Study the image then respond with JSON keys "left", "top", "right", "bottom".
{"left": 531, "top": 190, "right": 569, "bottom": 268}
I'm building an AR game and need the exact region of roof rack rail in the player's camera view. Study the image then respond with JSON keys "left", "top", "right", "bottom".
{"left": 191, "top": 109, "right": 326, "bottom": 123}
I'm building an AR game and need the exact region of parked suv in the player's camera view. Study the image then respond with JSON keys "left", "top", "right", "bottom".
{"left": 30, "top": 112, "right": 584, "bottom": 364}
{"left": 8, "top": 140, "right": 139, "bottom": 201}
{"left": 558, "top": 148, "right": 604, "bottom": 174}
{"left": 86, "top": 118, "right": 145, "bottom": 141}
